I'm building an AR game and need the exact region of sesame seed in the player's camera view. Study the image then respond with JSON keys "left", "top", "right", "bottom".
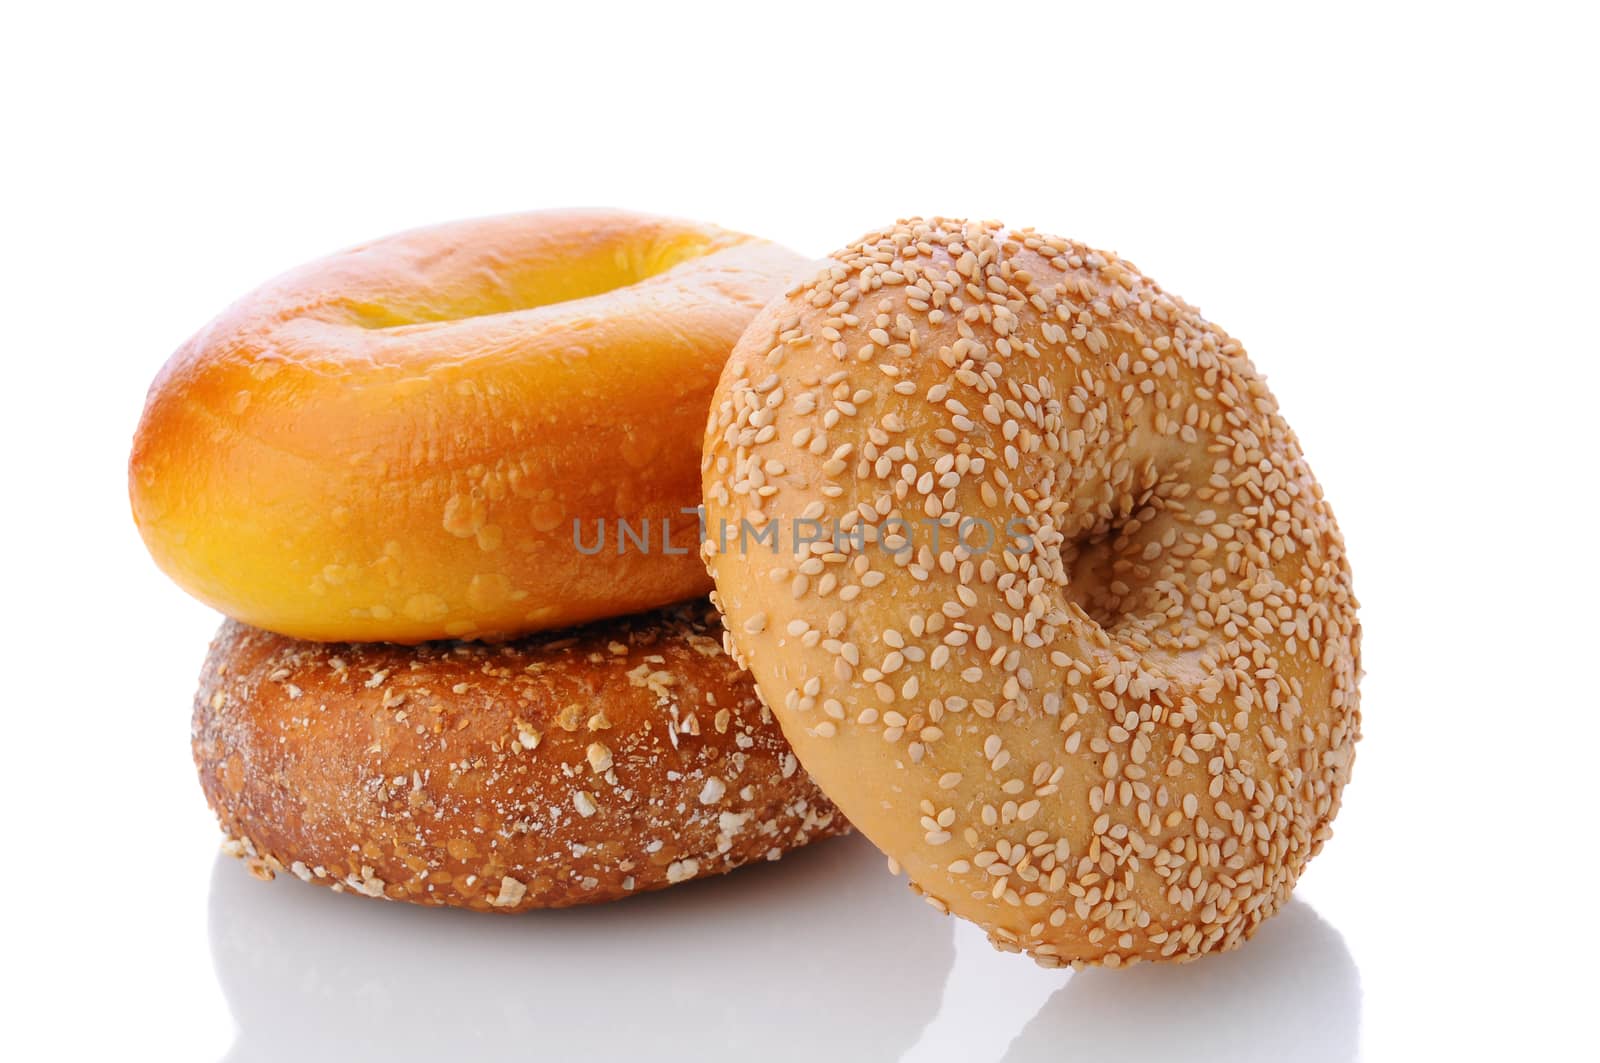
{"left": 701, "top": 216, "right": 1361, "bottom": 967}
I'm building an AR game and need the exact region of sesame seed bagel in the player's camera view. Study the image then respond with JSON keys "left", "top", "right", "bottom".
{"left": 132, "top": 209, "right": 807, "bottom": 643}
{"left": 702, "top": 219, "right": 1361, "bottom": 967}
{"left": 193, "top": 600, "right": 845, "bottom": 910}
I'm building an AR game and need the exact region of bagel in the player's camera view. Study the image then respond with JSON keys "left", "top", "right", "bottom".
{"left": 193, "top": 600, "right": 846, "bottom": 910}
{"left": 702, "top": 219, "right": 1361, "bottom": 966}
{"left": 131, "top": 209, "right": 807, "bottom": 643}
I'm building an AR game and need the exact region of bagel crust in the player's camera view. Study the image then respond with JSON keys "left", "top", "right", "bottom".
{"left": 193, "top": 601, "right": 845, "bottom": 910}
{"left": 703, "top": 219, "right": 1361, "bottom": 966}
{"left": 132, "top": 209, "right": 807, "bottom": 643}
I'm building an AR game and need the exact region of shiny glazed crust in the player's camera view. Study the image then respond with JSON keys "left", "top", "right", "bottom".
{"left": 132, "top": 209, "right": 808, "bottom": 643}
{"left": 702, "top": 219, "right": 1361, "bottom": 966}
{"left": 193, "top": 601, "right": 845, "bottom": 910}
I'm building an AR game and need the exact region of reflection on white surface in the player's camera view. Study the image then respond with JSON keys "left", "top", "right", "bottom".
{"left": 1000, "top": 899, "right": 1360, "bottom": 1063}
{"left": 899, "top": 923, "right": 1074, "bottom": 1062}
{"left": 897, "top": 896, "right": 1359, "bottom": 1063}
{"left": 208, "top": 833, "right": 956, "bottom": 1061}
{"left": 210, "top": 832, "right": 1358, "bottom": 1063}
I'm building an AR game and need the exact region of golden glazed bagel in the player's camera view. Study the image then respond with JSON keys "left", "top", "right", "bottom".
{"left": 194, "top": 600, "right": 845, "bottom": 910}
{"left": 703, "top": 219, "right": 1361, "bottom": 966}
{"left": 132, "top": 209, "right": 807, "bottom": 643}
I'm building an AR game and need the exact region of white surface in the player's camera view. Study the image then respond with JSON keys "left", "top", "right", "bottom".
{"left": 2, "top": 2, "right": 1594, "bottom": 1060}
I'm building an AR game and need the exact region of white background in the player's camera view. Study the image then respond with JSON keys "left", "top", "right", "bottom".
{"left": 4, "top": 2, "right": 1595, "bottom": 1060}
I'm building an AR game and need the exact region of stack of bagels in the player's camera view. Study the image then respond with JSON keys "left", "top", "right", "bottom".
{"left": 131, "top": 209, "right": 1361, "bottom": 967}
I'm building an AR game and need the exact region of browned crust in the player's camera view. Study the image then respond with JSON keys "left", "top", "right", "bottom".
{"left": 193, "top": 600, "right": 846, "bottom": 910}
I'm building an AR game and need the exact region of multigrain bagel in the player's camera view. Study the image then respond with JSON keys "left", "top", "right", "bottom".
{"left": 132, "top": 209, "right": 807, "bottom": 643}
{"left": 194, "top": 600, "right": 845, "bottom": 910}
{"left": 702, "top": 219, "right": 1361, "bottom": 966}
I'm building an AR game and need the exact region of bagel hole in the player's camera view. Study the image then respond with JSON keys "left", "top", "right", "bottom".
{"left": 1058, "top": 479, "right": 1217, "bottom": 681}
{"left": 1060, "top": 485, "right": 1177, "bottom": 632}
{"left": 346, "top": 233, "right": 718, "bottom": 330}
